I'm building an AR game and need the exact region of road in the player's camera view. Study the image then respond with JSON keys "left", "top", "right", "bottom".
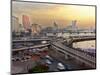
{"left": 11, "top": 59, "right": 37, "bottom": 74}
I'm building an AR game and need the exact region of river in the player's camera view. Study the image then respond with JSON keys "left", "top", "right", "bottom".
{"left": 73, "top": 40, "right": 96, "bottom": 53}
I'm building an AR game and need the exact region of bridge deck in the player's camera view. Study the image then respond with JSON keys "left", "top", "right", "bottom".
{"left": 12, "top": 44, "right": 49, "bottom": 51}
{"left": 51, "top": 41, "right": 96, "bottom": 68}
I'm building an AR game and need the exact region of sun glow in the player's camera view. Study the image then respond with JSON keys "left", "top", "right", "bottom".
{"left": 13, "top": 1, "right": 96, "bottom": 28}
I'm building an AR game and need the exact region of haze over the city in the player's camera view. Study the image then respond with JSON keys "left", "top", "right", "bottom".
{"left": 12, "top": 1, "right": 95, "bottom": 29}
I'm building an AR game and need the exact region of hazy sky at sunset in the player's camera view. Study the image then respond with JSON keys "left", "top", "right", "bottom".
{"left": 12, "top": 1, "right": 96, "bottom": 28}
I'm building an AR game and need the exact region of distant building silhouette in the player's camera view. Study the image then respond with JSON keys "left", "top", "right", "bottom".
{"left": 12, "top": 16, "right": 20, "bottom": 32}
{"left": 66, "top": 20, "right": 78, "bottom": 32}
{"left": 22, "top": 15, "right": 31, "bottom": 31}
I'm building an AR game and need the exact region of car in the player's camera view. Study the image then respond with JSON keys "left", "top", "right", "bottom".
{"left": 57, "top": 62, "right": 66, "bottom": 71}
{"left": 15, "top": 58, "right": 21, "bottom": 61}
{"left": 32, "top": 49, "right": 36, "bottom": 52}
{"left": 45, "top": 55, "right": 53, "bottom": 61}
{"left": 13, "top": 57, "right": 21, "bottom": 61}
{"left": 25, "top": 56, "right": 31, "bottom": 60}
{"left": 20, "top": 57, "right": 27, "bottom": 62}
{"left": 45, "top": 59, "right": 52, "bottom": 65}
{"left": 45, "top": 55, "right": 51, "bottom": 59}
{"left": 41, "top": 41, "right": 47, "bottom": 44}
{"left": 36, "top": 48, "right": 40, "bottom": 51}
{"left": 12, "top": 58, "right": 16, "bottom": 61}
{"left": 29, "top": 49, "right": 32, "bottom": 52}
{"left": 20, "top": 59, "right": 24, "bottom": 62}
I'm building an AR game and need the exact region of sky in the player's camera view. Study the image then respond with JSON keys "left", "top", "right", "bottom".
{"left": 12, "top": 1, "right": 96, "bottom": 29}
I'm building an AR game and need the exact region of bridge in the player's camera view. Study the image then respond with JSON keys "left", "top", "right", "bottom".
{"left": 50, "top": 41, "right": 96, "bottom": 68}
{"left": 12, "top": 35, "right": 96, "bottom": 68}
{"left": 12, "top": 44, "right": 50, "bottom": 51}
{"left": 71, "top": 36, "right": 95, "bottom": 42}
{"left": 12, "top": 38, "right": 50, "bottom": 43}
{"left": 64, "top": 35, "right": 96, "bottom": 46}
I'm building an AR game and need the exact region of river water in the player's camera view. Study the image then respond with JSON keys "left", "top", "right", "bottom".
{"left": 57, "top": 33, "right": 96, "bottom": 53}
{"left": 73, "top": 40, "right": 96, "bottom": 53}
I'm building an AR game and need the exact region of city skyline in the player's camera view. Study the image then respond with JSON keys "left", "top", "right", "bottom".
{"left": 11, "top": 1, "right": 96, "bottom": 74}
{"left": 12, "top": 1, "right": 96, "bottom": 29}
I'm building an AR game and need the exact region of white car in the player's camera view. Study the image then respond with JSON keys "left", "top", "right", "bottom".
{"left": 45, "top": 59, "right": 52, "bottom": 65}
{"left": 41, "top": 41, "right": 47, "bottom": 44}
{"left": 32, "top": 49, "right": 36, "bottom": 52}
{"left": 45, "top": 55, "right": 51, "bottom": 58}
{"left": 57, "top": 63, "right": 66, "bottom": 70}
{"left": 45, "top": 55, "right": 53, "bottom": 60}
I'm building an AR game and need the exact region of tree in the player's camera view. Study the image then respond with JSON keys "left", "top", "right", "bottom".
{"left": 28, "top": 64, "right": 49, "bottom": 73}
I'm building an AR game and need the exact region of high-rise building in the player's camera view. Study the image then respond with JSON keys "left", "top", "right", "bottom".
{"left": 71, "top": 20, "right": 78, "bottom": 31}
{"left": 54, "top": 21, "right": 58, "bottom": 28}
{"left": 22, "top": 15, "right": 31, "bottom": 30}
{"left": 31, "top": 23, "right": 39, "bottom": 35}
{"left": 72, "top": 20, "right": 76, "bottom": 27}
{"left": 12, "top": 16, "right": 20, "bottom": 32}
{"left": 66, "top": 20, "right": 78, "bottom": 32}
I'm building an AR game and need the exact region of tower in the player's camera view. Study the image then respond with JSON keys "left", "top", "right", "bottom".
{"left": 22, "top": 15, "right": 31, "bottom": 31}
{"left": 72, "top": 20, "right": 77, "bottom": 28}
{"left": 54, "top": 21, "right": 58, "bottom": 29}
{"left": 71, "top": 20, "right": 77, "bottom": 31}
